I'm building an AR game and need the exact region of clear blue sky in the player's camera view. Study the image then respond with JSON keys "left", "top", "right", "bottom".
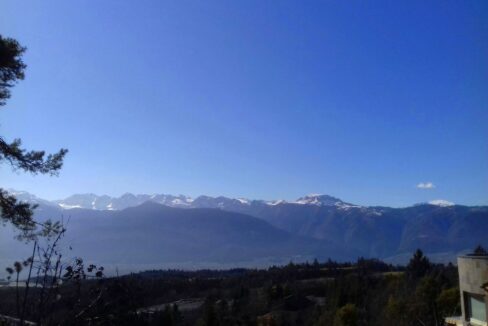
{"left": 1, "top": 1, "right": 487, "bottom": 206}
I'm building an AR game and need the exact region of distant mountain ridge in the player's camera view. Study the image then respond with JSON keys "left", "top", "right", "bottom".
{"left": 4, "top": 189, "right": 487, "bottom": 269}
{"left": 9, "top": 189, "right": 459, "bottom": 212}
{"left": 12, "top": 190, "right": 358, "bottom": 211}
{"left": 1, "top": 200, "right": 356, "bottom": 276}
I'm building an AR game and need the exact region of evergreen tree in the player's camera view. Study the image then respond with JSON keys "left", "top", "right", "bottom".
{"left": 472, "top": 245, "right": 488, "bottom": 256}
{"left": 313, "top": 258, "right": 320, "bottom": 268}
{"left": 0, "top": 34, "right": 67, "bottom": 238}
{"left": 406, "top": 249, "right": 431, "bottom": 279}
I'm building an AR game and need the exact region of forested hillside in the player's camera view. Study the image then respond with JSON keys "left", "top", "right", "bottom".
{"left": 0, "top": 252, "right": 461, "bottom": 325}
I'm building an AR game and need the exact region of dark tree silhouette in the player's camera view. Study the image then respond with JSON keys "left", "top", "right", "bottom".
{"left": 406, "top": 249, "right": 432, "bottom": 279}
{"left": 0, "top": 34, "right": 68, "bottom": 237}
{"left": 0, "top": 35, "right": 26, "bottom": 106}
{"left": 472, "top": 245, "right": 488, "bottom": 256}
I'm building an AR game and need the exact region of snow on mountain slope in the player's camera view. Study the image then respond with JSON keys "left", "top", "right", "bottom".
{"left": 8, "top": 190, "right": 360, "bottom": 211}
{"left": 428, "top": 199, "right": 455, "bottom": 207}
{"left": 53, "top": 193, "right": 354, "bottom": 211}
{"left": 293, "top": 194, "right": 355, "bottom": 207}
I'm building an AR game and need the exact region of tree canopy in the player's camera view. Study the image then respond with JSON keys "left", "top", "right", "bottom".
{"left": 0, "top": 34, "right": 68, "bottom": 238}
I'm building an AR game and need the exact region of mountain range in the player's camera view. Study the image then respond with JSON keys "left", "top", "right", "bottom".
{"left": 10, "top": 190, "right": 356, "bottom": 211}
{"left": 2, "top": 190, "right": 487, "bottom": 275}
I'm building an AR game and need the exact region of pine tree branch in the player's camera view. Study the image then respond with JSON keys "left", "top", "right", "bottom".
{"left": 0, "top": 137, "right": 68, "bottom": 175}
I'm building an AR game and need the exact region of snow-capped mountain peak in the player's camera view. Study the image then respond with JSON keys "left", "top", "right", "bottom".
{"left": 294, "top": 194, "right": 345, "bottom": 206}
{"left": 266, "top": 199, "right": 287, "bottom": 206}
{"left": 428, "top": 199, "right": 455, "bottom": 207}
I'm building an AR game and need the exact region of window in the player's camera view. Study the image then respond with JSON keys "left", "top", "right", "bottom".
{"left": 467, "top": 293, "right": 487, "bottom": 325}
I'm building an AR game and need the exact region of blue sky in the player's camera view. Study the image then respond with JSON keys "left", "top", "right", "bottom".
{"left": 1, "top": 1, "right": 487, "bottom": 206}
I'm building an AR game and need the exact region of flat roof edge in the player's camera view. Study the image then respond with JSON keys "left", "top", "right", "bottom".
{"left": 458, "top": 255, "right": 488, "bottom": 260}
